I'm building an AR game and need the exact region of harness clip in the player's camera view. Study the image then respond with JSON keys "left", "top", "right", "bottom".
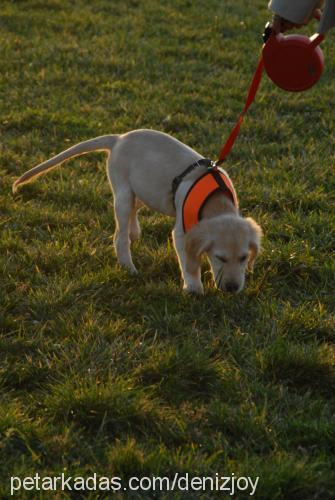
{"left": 203, "top": 159, "right": 217, "bottom": 171}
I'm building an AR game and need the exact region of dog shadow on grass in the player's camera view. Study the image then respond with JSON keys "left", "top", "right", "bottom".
{"left": 12, "top": 206, "right": 334, "bottom": 428}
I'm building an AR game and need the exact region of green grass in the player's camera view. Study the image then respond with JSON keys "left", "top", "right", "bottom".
{"left": 1, "top": 0, "right": 335, "bottom": 498}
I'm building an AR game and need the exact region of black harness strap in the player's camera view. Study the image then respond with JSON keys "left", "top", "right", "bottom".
{"left": 209, "top": 168, "right": 234, "bottom": 199}
{"left": 172, "top": 158, "right": 215, "bottom": 204}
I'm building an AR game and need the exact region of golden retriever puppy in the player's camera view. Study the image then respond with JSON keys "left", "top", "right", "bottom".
{"left": 12, "top": 129, "right": 262, "bottom": 294}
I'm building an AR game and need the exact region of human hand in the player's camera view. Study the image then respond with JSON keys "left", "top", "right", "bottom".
{"left": 271, "top": 9, "right": 322, "bottom": 34}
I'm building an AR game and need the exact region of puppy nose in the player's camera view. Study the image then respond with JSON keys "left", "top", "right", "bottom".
{"left": 225, "top": 282, "right": 239, "bottom": 293}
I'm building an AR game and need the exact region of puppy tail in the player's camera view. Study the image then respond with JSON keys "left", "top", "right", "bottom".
{"left": 12, "top": 134, "right": 119, "bottom": 194}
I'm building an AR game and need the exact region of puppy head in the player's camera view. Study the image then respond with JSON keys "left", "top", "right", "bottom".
{"left": 185, "top": 215, "right": 262, "bottom": 293}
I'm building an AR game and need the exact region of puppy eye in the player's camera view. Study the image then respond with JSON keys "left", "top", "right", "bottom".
{"left": 239, "top": 255, "right": 248, "bottom": 263}
{"left": 216, "top": 255, "right": 228, "bottom": 264}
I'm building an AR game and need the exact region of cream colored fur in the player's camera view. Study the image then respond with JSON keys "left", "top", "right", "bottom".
{"left": 12, "top": 129, "right": 262, "bottom": 294}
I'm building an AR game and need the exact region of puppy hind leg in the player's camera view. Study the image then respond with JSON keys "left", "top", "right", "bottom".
{"left": 129, "top": 200, "right": 142, "bottom": 242}
{"left": 113, "top": 188, "right": 138, "bottom": 274}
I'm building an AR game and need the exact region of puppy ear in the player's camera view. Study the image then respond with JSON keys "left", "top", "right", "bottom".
{"left": 185, "top": 223, "right": 212, "bottom": 274}
{"left": 246, "top": 217, "right": 263, "bottom": 272}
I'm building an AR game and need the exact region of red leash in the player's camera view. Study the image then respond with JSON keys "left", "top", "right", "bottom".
{"left": 216, "top": 55, "right": 264, "bottom": 164}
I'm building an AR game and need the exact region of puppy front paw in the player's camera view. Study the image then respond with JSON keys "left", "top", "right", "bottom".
{"left": 183, "top": 283, "right": 204, "bottom": 295}
{"left": 119, "top": 262, "right": 138, "bottom": 275}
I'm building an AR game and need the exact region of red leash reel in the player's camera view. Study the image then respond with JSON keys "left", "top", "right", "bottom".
{"left": 262, "top": 24, "right": 325, "bottom": 92}
{"left": 217, "top": 23, "right": 326, "bottom": 164}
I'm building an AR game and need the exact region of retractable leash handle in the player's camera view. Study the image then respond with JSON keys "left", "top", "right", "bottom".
{"left": 262, "top": 24, "right": 325, "bottom": 92}
{"left": 216, "top": 23, "right": 326, "bottom": 164}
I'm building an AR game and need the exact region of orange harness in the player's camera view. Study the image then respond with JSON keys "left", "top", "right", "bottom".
{"left": 181, "top": 165, "right": 238, "bottom": 233}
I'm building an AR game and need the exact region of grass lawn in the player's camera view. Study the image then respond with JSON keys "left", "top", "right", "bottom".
{"left": 1, "top": 0, "right": 335, "bottom": 498}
